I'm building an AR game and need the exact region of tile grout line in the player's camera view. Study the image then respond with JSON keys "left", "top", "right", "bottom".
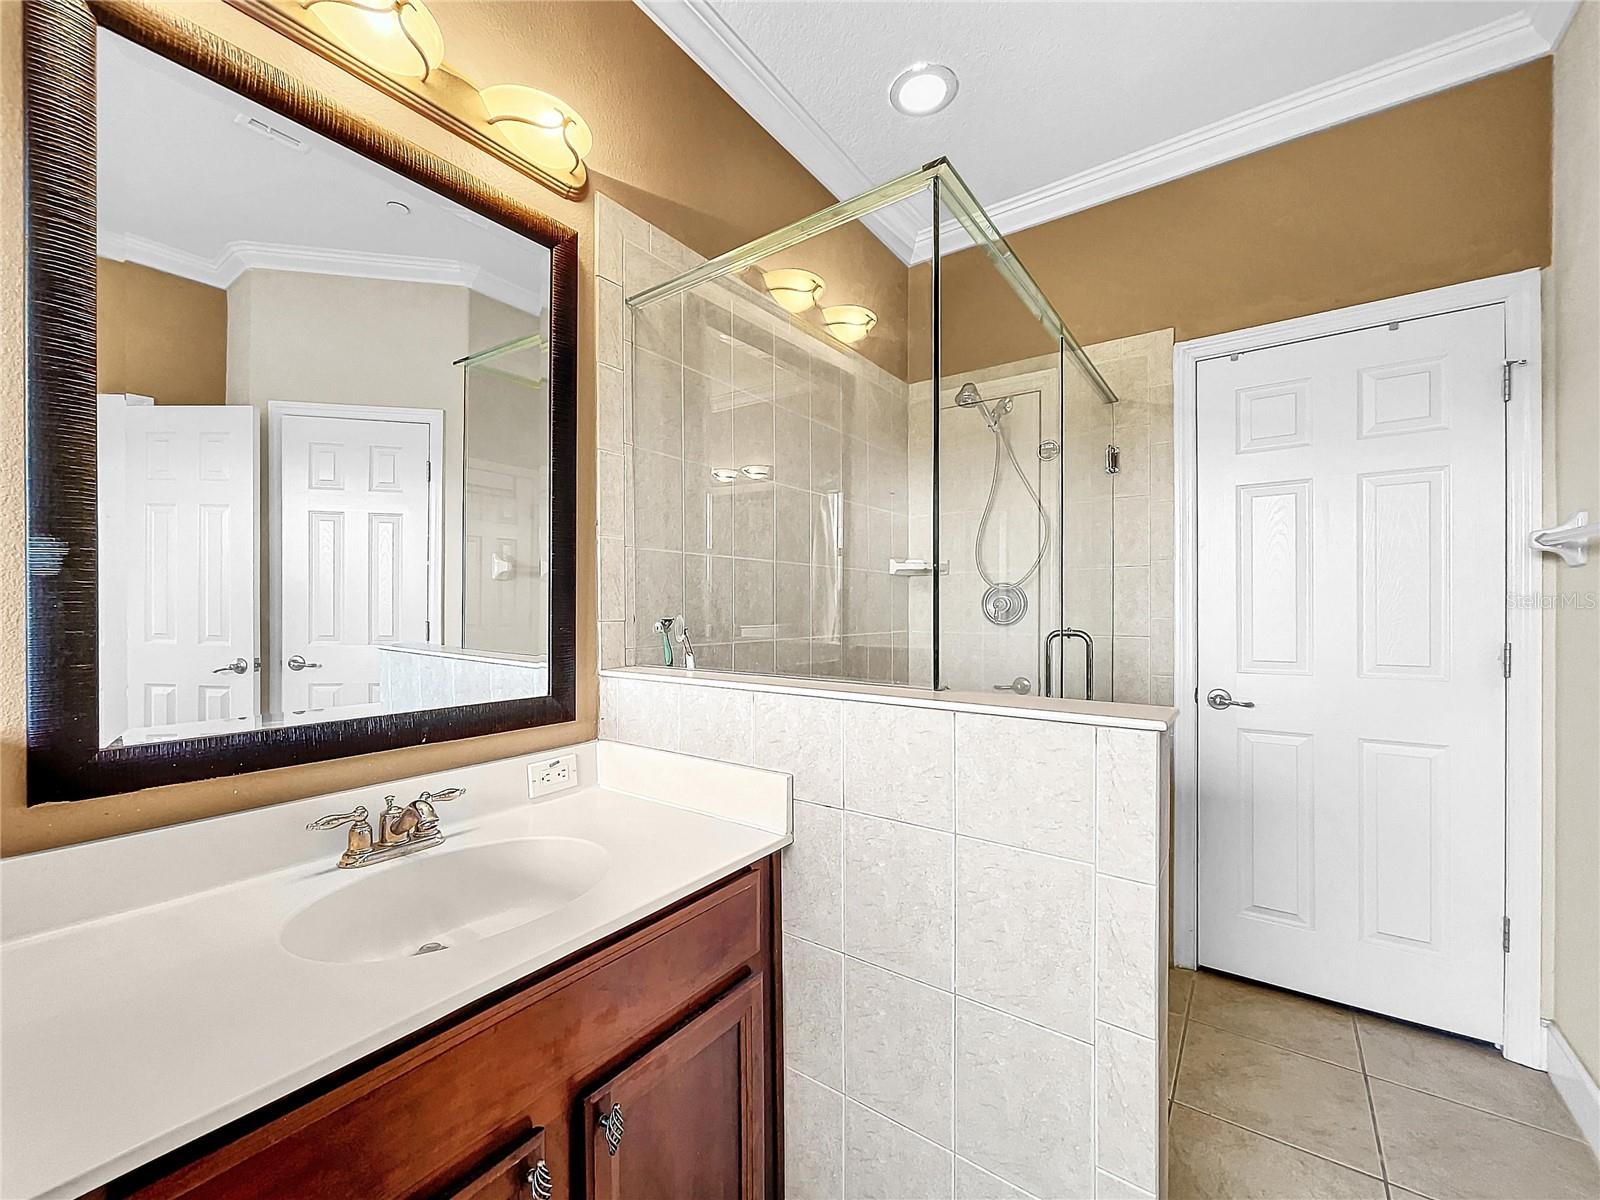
{"left": 1363, "top": 1071, "right": 1599, "bottom": 1145}
{"left": 1182, "top": 1014, "right": 1367, "bottom": 1074}
{"left": 1353, "top": 1015, "right": 1392, "bottom": 1190}
{"left": 1169, "top": 1101, "right": 1389, "bottom": 1185}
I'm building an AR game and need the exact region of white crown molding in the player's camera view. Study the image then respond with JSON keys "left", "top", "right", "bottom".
{"left": 635, "top": 1, "right": 1573, "bottom": 266}
{"left": 633, "top": 0, "right": 924, "bottom": 264}
{"left": 912, "top": 8, "right": 1573, "bottom": 260}
{"left": 97, "top": 232, "right": 545, "bottom": 315}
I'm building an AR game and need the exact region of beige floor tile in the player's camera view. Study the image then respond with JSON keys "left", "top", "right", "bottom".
{"left": 1189, "top": 972, "right": 1360, "bottom": 1068}
{"left": 1174, "top": 1022, "right": 1380, "bottom": 1175}
{"left": 1170, "top": 966, "right": 1195, "bottom": 1014}
{"left": 1357, "top": 1014, "right": 1582, "bottom": 1138}
{"left": 1168, "top": 1104, "right": 1386, "bottom": 1200}
{"left": 1372, "top": 1079, "right": 1600, "bottom": 1200}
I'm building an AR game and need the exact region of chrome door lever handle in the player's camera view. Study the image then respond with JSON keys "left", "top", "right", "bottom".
{"left": 211, "top": 657, "right": 249, "bottom": 674}
{"left": 287, "top": 654, "right": 323, "bottom": 671}
{"left": 1206, "top": 688, "right": 1255, "bottom": 710}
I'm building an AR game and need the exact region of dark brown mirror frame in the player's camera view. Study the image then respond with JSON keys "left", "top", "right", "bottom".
{"left": 21, "top": 0, "right": 579, "bottom": 803}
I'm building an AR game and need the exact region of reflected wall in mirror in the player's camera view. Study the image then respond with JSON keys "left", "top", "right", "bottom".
{"left": 93, "top": 29, "right": 553, "bottom": 748}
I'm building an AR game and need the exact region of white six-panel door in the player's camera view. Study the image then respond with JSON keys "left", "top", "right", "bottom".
{"left": 106, "top": 400, "right": 260, "bottom": 739}
{"left": 1196, "top": 304, "right": 1508, "bottom": 1042}
{"left": 275, "top": 408, "right": 434, "bottom": 715}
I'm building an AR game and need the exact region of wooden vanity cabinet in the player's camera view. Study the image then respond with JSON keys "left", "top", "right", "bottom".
{"left": 103, "top": 857, "right": 781, "bottom": 1200}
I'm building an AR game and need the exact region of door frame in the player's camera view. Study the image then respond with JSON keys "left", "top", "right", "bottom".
{"left": 267, "top": 401, "right": 445, "bottom": 714}
{"left": 1171, "top": 269, "right": 1544, "bottom": 1067}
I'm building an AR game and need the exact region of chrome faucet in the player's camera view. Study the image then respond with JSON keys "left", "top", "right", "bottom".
{"left": 308, "top": 786, "right": 467, "bottom": 869}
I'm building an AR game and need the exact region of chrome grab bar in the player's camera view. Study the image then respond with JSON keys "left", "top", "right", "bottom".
{"left": 1043, "top": 627, "right": 1095, "bottom": 700}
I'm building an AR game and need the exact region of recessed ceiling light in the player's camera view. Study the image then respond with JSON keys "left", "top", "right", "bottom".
{"left": 385, "top": 199, "right": 412, "bottom": 215}
{"left": 890, "top": 63, "right": 958, "bottom": 116}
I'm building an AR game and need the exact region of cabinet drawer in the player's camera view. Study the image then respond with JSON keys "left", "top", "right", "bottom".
{"left": 118, "top": 867, "right": 770, "bottom": 1200}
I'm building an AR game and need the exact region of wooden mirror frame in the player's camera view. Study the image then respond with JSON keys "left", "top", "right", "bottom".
{"left": 21, "top": 0, "right": 579, "bottom": 802}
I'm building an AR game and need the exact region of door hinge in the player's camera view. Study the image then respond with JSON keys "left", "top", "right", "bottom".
{"left": 1502, "top": 641, "right": 1513, "bottom": 679}
{"left": 1503, "top": 916, "right": 1512, "bottom": 953}
{"left": 426, "top": 459, "right": 433, "bottom": 481}
{"left": 425, "top": 618, "right": 432, "bottom": 640}
{"left": 1105, "top": 445, "right": 1121, "bottom": 475}
{"left": 1502, "top": 358, "right": 1527, "bottom": 404}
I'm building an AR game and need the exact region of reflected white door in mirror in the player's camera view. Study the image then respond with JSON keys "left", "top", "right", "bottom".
{"left": 96, "top": 393, "right": 261, "bottom": 744}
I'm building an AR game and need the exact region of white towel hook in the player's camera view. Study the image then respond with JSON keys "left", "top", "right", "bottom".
{"left": 1530, "top": 510, "right": 1599, "bottom": 567}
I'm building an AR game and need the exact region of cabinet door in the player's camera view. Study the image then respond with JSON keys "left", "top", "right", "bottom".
{"left": 582, "top": 976, "right": 766, "bottom": 1200}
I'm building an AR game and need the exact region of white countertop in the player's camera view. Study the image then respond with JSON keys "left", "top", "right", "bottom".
{"left": 0, "top": 742, "right": 791, "bottom": 1200}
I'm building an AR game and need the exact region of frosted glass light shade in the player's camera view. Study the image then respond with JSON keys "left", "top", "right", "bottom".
{"left": 306, "top": 0, "right": 446, "bottom": 81}
{"left": 822, "top": 304, "right": 877, "bottom": 345}
{"left": 480, "top": 84, "right": 594, "bottom": 188}
{"left": 763, "top": 268, "right": 825, "bottom": 314}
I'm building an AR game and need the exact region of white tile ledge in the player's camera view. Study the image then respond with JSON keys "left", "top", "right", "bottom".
{"left": 602, "top": 667, "right": 1177, "bottom": 731}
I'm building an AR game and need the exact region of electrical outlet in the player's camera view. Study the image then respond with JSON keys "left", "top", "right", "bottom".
{"left": 528, "top": 753, "right": 578, "bottom": 798}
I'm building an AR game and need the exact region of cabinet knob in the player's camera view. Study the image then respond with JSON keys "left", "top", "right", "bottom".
{"left": 526, "top": 1158, "right": 554, "bottom": 1200}
{"left": 598, "top": 1102, "right": 625, "bottom": 1157}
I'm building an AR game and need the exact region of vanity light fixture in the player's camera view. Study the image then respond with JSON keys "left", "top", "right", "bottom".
{"left": 227, "top": 0, "right": 593, "bottom": 198}
{"left": 821, "top": 304, "right": 877, "bottom": 345}
{"left": 304, "top": 0, "right": 445, "bottom": 82}
{"left": 890, "top": 63, "right": 959, "bottom": 116}
{"left": 479, "top": 85, "right": 594, "bottom": 188}
{"left": 762, "top": 268, "right": 826, "bottom": 314}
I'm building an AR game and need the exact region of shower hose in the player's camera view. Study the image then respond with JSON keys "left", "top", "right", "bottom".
{"left": 973, "top": 411, "right": 1050, "bottom": 591}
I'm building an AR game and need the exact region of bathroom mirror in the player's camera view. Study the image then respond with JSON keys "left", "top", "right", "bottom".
{"left": 22, "top": 0, "right": 577, "bottom": 801}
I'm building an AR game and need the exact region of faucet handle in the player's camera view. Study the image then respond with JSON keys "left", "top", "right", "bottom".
{"left": 418, "top": 786, "right": 467, "bottom": 804}
{"left": 307, "top": 805, "right": 368, "bottom": 831}
{"left": 307, "top": 806, "right": 375, "bottom": 867}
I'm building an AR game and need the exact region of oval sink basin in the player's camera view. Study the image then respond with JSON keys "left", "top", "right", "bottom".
{"left": 281, "top": 837, "right": 611, "bottom": 964}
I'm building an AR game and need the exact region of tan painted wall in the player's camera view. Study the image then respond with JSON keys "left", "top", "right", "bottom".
{"left": 1545, "top": 0, "right": 1600, "bottom": 1081}
{"left": 912, "top": 60, "right": 1553, "bottom": 381}
{"left": 96, "top": 257, "right": 227, "bottom": 405}
{"left": 0, "top": 0, "right": 904, "bottom": 855}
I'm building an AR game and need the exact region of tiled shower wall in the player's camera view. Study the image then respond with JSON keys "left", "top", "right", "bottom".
{"left": 595, "top": 196, "right": 913, "bottom": 684}
{"left": 1086, "top": 330, "right": 1176, "bottom": 707}
{"left": 907, "top": 332, "right": 1176, "bottom": 705}
{"left": 600, "top": 671, "right": 1172, "bottom": 1200}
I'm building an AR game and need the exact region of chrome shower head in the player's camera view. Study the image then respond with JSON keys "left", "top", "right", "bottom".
{"left": 954, "top": 381, "right": 984, "bottom": 407}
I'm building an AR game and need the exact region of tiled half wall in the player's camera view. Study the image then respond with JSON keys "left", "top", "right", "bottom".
{"left": 601, "top": 671, "right": 1173, "bottom": 1199}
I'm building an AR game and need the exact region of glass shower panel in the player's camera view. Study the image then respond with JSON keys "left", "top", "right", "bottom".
{"left": 626, "top": 183, "right": 935, "bottom": 686}
{"left": 1059, "top": 350, "right": 1116, "bottom": 700}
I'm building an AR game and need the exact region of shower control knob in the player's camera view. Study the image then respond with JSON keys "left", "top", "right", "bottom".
{"left": 993, "top": 676, "right": 1032, "bottom": 695}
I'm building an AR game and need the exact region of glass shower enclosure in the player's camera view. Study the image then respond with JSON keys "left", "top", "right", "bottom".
{"left": 625, "top": 159, "right": 1118, "bottom": 700}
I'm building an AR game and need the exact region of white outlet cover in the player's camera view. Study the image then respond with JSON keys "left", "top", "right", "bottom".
{"left": 528, "top": 753, "right": 579, "bottom": 798}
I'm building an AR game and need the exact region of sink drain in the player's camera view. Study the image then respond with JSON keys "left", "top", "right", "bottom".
{"left": 413, "top": 941, "right": 448, "bottom": 956}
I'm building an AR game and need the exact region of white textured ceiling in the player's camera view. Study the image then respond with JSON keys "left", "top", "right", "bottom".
{"left": 97, "top": 30, "right": 550, "bottom": 315}
{"left": 640, "top": 0, "right": 1577, "bottom": 261}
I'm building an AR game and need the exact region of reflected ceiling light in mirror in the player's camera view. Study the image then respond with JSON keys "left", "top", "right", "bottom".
{"left": 763, "top": 268, "right": 825, "bottom": 314}
{"left": 480, "top": 85, "right": 593, "bottom": 190}
{"left": 304, "top": 0, "right": 445, "bottom": 82}
{"left": 821, "top": 305, "right": 877, "bottom": 345}
{"left": 739, "top": 464, "right": 773, "bottom": 482}
{"left": 889, "top": 63, "right": 958, "bottom": 116}
{"left": 710, "top": 467, "right": 740, "bottom": 484}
